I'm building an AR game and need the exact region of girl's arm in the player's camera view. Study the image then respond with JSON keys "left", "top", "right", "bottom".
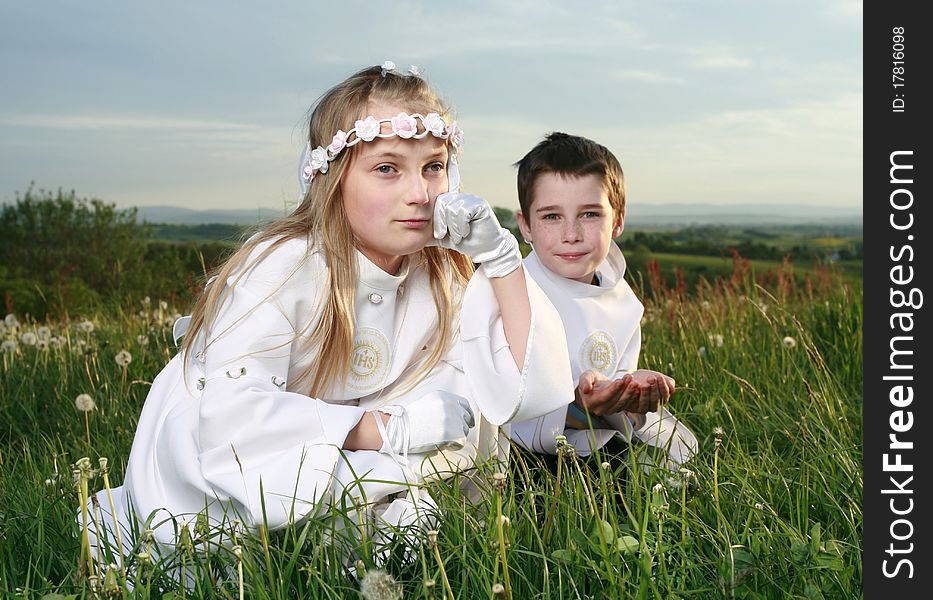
{"left": 488, "top": 266, "right": 531, "bottom": 368}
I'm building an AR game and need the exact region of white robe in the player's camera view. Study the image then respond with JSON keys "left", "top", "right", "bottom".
{"left": 510, "top": 243, "right": 646, "bottom": 455}
{"left": 89, "top": 237, "right": 573, "bottom": 559}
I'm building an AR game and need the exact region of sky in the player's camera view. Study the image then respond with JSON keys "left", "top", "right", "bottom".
{"left": 0, "top": 1, "right": 863, "bottom": 214}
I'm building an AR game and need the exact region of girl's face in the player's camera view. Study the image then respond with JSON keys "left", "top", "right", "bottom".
{"left": 341, "top": 101, "right": 449, "bottom": 274}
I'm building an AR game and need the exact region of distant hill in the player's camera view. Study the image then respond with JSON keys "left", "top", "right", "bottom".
{"left": 626, "top": 203, "right": 861, "bottom": 228}
{"left": 135, "top": 205, "right": 285, "bottom": 225}
{"left": 133, "top": 203, "right": 862, "bottom": 229}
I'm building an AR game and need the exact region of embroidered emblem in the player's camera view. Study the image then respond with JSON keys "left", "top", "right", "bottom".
{"left": 347, "top": 327, "right": 391, "bottom": 392}
{"left": 579, "top": 330, "right": 617, "bottom": 377}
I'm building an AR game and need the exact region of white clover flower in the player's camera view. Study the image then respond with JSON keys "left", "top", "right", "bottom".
{"left": 37, "top": 326, "right": 51, "bottom": 339}
{"left": 1, "top": 340, "right": 16, "bottom": 353}
{"left": 4, "top": 314, "right": 18, "bottom": 328}
{"left": 20, "top": 332, "right": 37, "bottom": 346}
{"left": 783, "top": 336, "right": 797, "bottom": 348}
{"left": 75, "top": 393, "right": 96, "bottom": 412}
{"left": 115, "top": 350, "right": 133, "bottom": 367}
{"left": 708, "top": 333, "right": 724, "bottom": 347}
{"left": 360, "top": 568, "right": 402, "bottom": 600}
{"left": 79, "top": 320, "right": 95, "bottom": 333}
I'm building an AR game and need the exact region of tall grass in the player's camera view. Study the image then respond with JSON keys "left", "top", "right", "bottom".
{"left": 0, "top": 264, "right": 862, "bottom": 598}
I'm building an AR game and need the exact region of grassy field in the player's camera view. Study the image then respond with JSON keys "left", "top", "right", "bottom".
{"left": 0, "top": 265, "right": 862, "bottom": 598}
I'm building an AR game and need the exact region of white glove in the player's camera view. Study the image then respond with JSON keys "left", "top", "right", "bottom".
{"left": 432, "top": 192, "right": 522, "bottom": 278}
{"left": 376, "top": 391, "right": 476, "bottom": 455}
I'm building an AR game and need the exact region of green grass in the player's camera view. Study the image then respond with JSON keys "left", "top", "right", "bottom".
{"left": 0, "top": 271, "right": 862, "bottom": 598}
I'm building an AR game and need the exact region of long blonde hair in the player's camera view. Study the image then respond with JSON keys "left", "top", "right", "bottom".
{"left": 182, "top": 65, "right": 474, "bottom": 397}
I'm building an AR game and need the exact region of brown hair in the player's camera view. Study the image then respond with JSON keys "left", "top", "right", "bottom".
{"left": 182, "top": 65, "right": 473, "bottom": 397}
{"left": 514, "top": 132, "right": 625, "bottom": 218}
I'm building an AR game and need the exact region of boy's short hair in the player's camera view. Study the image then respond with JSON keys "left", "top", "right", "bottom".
{"left": 515, "top": 132, "right": 625, "bottom": 218}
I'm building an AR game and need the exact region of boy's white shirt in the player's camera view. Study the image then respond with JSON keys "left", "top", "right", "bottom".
{"left": 96, "top": 237, "right": 573, "bottom": 554}
{"left": 510, "top": 242, "right": 644, "bottom": 455}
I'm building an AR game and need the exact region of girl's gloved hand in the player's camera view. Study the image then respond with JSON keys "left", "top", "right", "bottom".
{"left": 376, "top": 391, "right": 475, "bottom": 455}
{"left": 431, "top": 192, "right": 522, "bottom": 278}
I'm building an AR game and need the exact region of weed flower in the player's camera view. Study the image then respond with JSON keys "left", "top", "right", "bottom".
{"left": 424, "top": 579, "right": 435, "bottom": 589}
{"left": 75, "top": 393, "right": 96, "bottom": 412}
{"left": 49, "top": 336, "right": 63, "bottom": 349}
{"left": 37, "top": 326, "right": 51, "bottom": 339}
{"left": 37, "top": 339, "right": 49, "bottom": 351}
{"left": 4, "top": 314, "right": 18, "bottom": 328}
{"left": 783, "top": 336, "right": 797, "bottom": 348}
{"left": 142, "top": 296, "right": 151, "bottom": 306}
{"left": 427, "top": 529, "right": 439, "bottom": 546}
{"left": 115, "top": 350, "right": 133, "bottom": 366}
{"left": 491, "top": 471, "right": 508, "bottom": 492}
{"left": 601, "top": 461, "right": 611, "bottom": 470}
{"left": 714, "top": 426, "right": 725, "bottom": 448}
{"left": 499, "top": 514, "right": 510, "bottom": 527}
{"left": 492, "top": 582, "right": 506, "bottom": 596}
{"left": 80, "top": 320, "right": 95, "bottom": 333}
{"left": 137, "top": 335, "right": 149, "bottom": 345}
{"left": 20, "top": 331, "right": 37, "bottom": 346}
{"left": 701, "top": 300, "right": 711, "bottom": 310}
{"left": 755, "top": 502, "right": 765, "bottom": 510}
{"left": 359, "top": 569, "right": 402, "bottom": 600}
{"left": 652, "top": 482, "right": 665, "bottom": 494}
{"left": 708, "top": 333, "right": 724, "bottom": 347}
{"left": 698, "top": 346, "right": 706, "bottom": 356}
{"left": 2, "top": 340, "right": 16, "bottom": 353}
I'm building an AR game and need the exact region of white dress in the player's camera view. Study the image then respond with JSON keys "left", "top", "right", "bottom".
{"left": 510, "top": 244, "right": 698, "bottom": 465}
{"left": 88, "top": 237, "right": 573, "bottom": 559}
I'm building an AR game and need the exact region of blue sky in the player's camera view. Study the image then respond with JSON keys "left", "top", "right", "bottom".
{"left": 0, "top": 1, "right": 862, "bottom": 213}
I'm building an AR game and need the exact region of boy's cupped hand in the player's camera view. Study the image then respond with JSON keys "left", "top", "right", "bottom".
{"left": 574, "top": 369, "right": 675, "bottom": 416}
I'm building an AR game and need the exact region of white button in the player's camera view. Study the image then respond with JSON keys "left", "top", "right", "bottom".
{"left": 369, "top": 293, "right": 383, "bottom": 304}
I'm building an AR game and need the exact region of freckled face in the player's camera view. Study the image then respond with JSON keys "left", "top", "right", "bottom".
{"left": 341, "top": 102, "right": 449, "bottom": 274}
{"left": 517, "top": 173, "right": 623, "bottom": 283}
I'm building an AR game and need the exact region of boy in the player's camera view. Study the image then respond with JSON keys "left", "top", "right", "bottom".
{"left": 509, "top": 132, "right": 698, "bottom": 471}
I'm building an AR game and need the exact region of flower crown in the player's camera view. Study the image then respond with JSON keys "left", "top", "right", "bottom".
{"left": 301, "top": 111, "right": 463, "bottom": 184}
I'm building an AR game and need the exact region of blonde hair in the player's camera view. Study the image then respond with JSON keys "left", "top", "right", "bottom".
{"left": 182, "top": 65, "right": 474, "bottom": 397}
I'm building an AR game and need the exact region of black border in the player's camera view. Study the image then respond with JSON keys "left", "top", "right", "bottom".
{"left": 863, "top": 2, "right": 929, "bottom": 595}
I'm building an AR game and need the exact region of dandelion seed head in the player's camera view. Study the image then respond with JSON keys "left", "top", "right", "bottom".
{"left": 159, "top": 300, "right": 169, "bottom": 311}
{"left": 359, "top": 569, "right": 402, "bottom": 600}
{"left": 2, "top": 340, "right": 17, "bottom": 353}
{"left": 75, "top": 393, "right": 96, "bottom": 412}
{"left": 20, "top": 332, "right": 37, "bottom": 346}
{"left": 79, "top": 320, "right": 95, "bottom": 333}
{"left": 783, "top": 336, "right": 797, "bottom": 348}
{"left": 424, "top": 579, "right": 435, "bottom": 589}
{"left": 698, "top": 346, "right": 706, "bottom": 356}
{"left": 713, "top": 426, "right": 725, "bottom": 437}
{"left": 492, "top": 583, "right": 506, "bottom": 596}
{"left": 701, "top": 300, "right": 711, "bottom": 310}
{"left": 0, "top": 323, "right": 6, "bottom": 335}
{"left": 708, "top": 333, "right": 724, "bottom": 347}
{"left": 4, "top": 314, "right": 18, "bottom": 328}
{"left": 652, "top": 483, "right": 665, "bottom": 494}
{"left": 137, "top": 334, "right": 149, "bottom": 345}
{"left": 499, "top": 514, "right": 510, "bottom": 527}
{"left": 601, "top": 461, "right": 611, "bottom": 470}
{"left": 115, "top": 350, "right": 133, "bottom": 367}
{"left": 36, "top": 339, "right": 49, "bottom": 351}
{"left": 142, "top": 296, "right": 151, "bottom": 306}
{"left": 37, "top": 326, "right": 51, "bottom": 339}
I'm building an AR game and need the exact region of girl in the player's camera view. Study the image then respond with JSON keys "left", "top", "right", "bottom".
{"left": 87, "top": 63, "right": 573, "bottom": 562}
